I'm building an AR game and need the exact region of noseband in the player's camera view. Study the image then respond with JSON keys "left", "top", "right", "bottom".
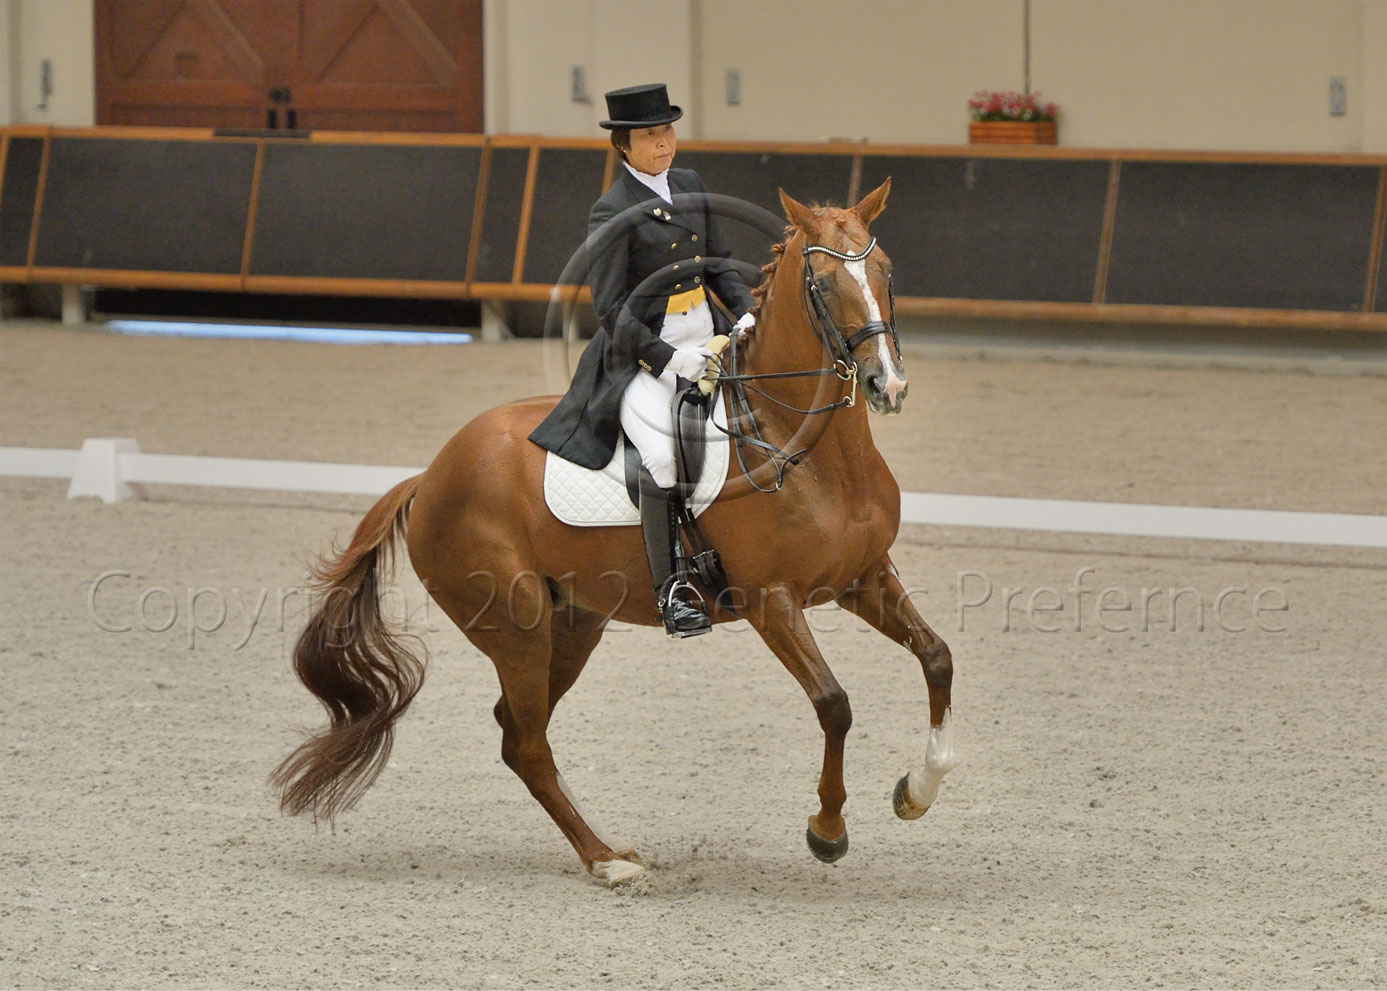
{"left": 802, "top": 236, "right": 900, "bottom": 371}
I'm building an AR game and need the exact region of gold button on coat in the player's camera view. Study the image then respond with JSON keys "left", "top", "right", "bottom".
{"left": 694, "top": 255, "right": 702, "bottom": 262}
{"left": 691, "top": 234, "right": 698, "bottom": 241}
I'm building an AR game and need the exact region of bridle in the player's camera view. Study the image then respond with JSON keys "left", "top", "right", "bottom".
{"left": 802, "top": 235, "right": 900, "bottom": 371}
{"left": 708, "top": 231, "right": 900, "bottom": 492}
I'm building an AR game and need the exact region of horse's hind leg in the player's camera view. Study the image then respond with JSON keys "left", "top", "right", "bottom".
{"left": 748, "top": 585, "right": 853, "bottom": 863}
{"left": 458, "top": 586, "right": 643, "bottom": 886}
{"left": 838, "top": 557, "right": 958, "bottom": 820}
{"left": 494, "top": 606, "right": 605, "bottom": 723}
{"left": 495, "top": 607, "right": 641, "bottom": 865}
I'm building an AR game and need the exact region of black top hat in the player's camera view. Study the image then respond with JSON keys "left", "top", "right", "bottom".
{"left": 600, "top": 83, "right": 683, "bottom": 129}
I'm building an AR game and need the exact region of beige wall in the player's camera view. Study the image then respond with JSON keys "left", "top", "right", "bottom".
{"left": 12, "top": 0, "right": 92, "bottom": 126}
{"left": 1364, "top": 0, "right": 1387, "bottom": 152}
{"left": 0, "top": 0, "right": 14, "bottom": 125}
{"left": 504, "top": 0, "right": 1384, "bottom": 152}
{"left": 1034, "top": 0, "right": 1365, "bottom": 152}
{"left": 4, "top": 0, "right": 1386, "bottom": 153}
{"left": 694, "top": 0, "right": 1025, "bottom": 144}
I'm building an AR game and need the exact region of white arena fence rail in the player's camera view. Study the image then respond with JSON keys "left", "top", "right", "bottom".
{"left": 2, "top": 440, "right": 1385, "bottom": 550}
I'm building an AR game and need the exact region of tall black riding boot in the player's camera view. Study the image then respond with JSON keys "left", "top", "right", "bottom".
{"left": 639, "top": 467, "right": 711, "bottom": 638}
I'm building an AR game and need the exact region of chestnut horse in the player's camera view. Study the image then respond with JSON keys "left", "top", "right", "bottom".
{"left": 271, "top": 180, "right": 958, "bottom": 886}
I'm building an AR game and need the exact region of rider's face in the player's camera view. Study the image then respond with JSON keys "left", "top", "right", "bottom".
{"left": 625, "top": 124, "right": 676, "bottom": 175}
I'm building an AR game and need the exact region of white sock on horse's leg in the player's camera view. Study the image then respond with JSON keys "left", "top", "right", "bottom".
{"left": 905, "top": 707, "right": 958, "bottom": 811}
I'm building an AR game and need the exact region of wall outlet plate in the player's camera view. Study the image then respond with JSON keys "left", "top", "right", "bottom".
{"left": 570, "top": 66, "right": 589, "bottom": 103}
{"left": 38, "top": 57, "right": 54, "bottom": 110}
{"left": 1329, "top": 76, "right": 1347, "bottom": 116}
{"left": 726, "top": 68, "right": 741, "bottom": 106}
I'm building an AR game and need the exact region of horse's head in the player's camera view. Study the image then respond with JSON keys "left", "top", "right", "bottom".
{"left": 777, "top": 179, "right": 907, "bottom": 414}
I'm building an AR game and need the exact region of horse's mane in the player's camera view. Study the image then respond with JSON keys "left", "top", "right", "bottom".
{"left": 748, "top": 226, "right": 794, "bottom": 320}
{"left": 748, "top": 204, "right": 843, "bottom": 320}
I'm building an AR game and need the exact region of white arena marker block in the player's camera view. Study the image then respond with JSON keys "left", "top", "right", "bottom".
{"left": 61, "top": 285, "right": 86, "bottom": 326}
{"left": 67, "top": 438, "right": 146, "bottom": 503}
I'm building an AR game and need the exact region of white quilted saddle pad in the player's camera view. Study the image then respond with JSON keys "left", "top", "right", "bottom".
{"left": 543, "top": 398, "right": 730, "bottom": 527}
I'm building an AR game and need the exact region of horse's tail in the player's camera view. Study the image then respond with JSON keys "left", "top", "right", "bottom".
{"left": 270, "top": 474, "right": 425, "bottom": 824}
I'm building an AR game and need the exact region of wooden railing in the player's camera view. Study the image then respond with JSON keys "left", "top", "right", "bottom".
{"left": 3, "top": 125, "right": 1385, "bottom": 331}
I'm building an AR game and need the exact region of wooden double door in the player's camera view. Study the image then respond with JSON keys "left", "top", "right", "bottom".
{"left": 95, "top": 0, "right": 483, "bottom": 133}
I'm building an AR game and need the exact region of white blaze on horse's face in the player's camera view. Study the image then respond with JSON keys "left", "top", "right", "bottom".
{"left": 844, "top": 258, "right": 908, "bottom": 413}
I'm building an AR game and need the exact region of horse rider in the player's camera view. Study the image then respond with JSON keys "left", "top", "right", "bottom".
{"left": 529, "top": 83, "right": 757, "bottom": 638}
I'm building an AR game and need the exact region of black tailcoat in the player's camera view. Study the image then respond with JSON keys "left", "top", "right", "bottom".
{"left": 528, "top": 167, "right": 756, "bottom": 469}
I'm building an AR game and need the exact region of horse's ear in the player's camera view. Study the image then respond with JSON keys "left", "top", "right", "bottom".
{"left": 852, "top": 177, "right": 891, "bottom": 225}
{"left": 779, "top": 188, "right": 819, "bottom": 233}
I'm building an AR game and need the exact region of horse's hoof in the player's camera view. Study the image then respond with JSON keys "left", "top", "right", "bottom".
{"left": 590, "top": 858, "right": 647, "bottom": 887}
{"left": 805, "top": 825, "right": 849, "bottom": 863}
{"left": 613, "top": 847, "right": 644, "bottom": 866}
{"left": 893, "top": 773, "right": 928, "bottom": 820}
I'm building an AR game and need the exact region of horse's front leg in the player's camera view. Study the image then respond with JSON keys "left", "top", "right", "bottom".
{"left": 747, "top": 585, "right": 853, "bottom": 863}
{"left": 838, "top": 557, "right": 958, "bottom": 820}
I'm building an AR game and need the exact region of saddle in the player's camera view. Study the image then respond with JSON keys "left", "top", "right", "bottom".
{"left": 542, "top": 345, "right": 735, "bottom": 608}
{"left": 541, "top": 393, "right": 730, "bottom": 527}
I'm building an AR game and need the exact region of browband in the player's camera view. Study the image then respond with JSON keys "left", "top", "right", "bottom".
{"left": 803, "top": 236, "right": 877, "bottom": 263}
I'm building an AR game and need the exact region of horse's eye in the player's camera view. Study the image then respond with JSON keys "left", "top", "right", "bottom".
{"left": 815, "top": 277, "right": 832, "bottom": 293}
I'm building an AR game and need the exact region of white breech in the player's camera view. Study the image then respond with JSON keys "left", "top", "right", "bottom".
{"left": 620, "top": 301, "right": 715, "bottom": 488}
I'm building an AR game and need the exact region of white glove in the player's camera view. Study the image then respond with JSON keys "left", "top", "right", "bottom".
{"left": 698, "top": 335, "right": 732, "bottom": 396}
{"left": 665, "top": 347, "right": 712, "bottom": 380}
{"left": 734, "top": 311, "right": 756, "bottom": 339}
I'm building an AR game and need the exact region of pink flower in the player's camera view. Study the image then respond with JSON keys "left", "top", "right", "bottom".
{"left": 967, "top": 89, "right": 1058, "bottom": 122}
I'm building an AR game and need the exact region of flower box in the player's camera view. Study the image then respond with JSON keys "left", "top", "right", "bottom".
{"left": 968, "top": 120, "right": 1057, "bottom": 145}
{"left": 967, "top": 90, "right": 1058, "bottom": 145}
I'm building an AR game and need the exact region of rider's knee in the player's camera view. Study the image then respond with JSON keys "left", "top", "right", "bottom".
{"left": 641, "top": 451, "right": 677, "bottom": 489}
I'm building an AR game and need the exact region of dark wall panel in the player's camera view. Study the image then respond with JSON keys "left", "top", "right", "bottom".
{"left": 673, "top": 151, "right": 853, "bottom": 272}
{"left": 0, "top": 137, "right": 43, "bottom": 267}
{"left": 35, "top": 138, "right": 254, "bottom": 272}
{"left": 251, "top": 143, "right": 480, "bottom": 280}
{"left": 858, "top": 155, "right": 1110, "bottom": 301}
{"left": 473, "top": 146, "right": 528, "bottom": 283}
{"left": 1376, "top": 201, "right": 1387, "bottom": 313}
{"left": 1107, "top": 162, "right": 1380, "bottom": 311}
{"left": 521, "top": 148, "right": 607, "bottom": 284}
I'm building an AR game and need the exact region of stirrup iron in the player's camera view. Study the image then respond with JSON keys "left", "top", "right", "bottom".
{"left": 658, "top": 573, "right": 711, "bottom": 639}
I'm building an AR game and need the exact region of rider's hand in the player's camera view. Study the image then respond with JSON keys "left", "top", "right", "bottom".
{"left": 665, "top": 347, "right": 712, "bottom": 380}
{"left": 734, "top": 312, "right": 756, "bottom": 340}
{"left": 698, "top": 336, "right": 732, "bottom": 396}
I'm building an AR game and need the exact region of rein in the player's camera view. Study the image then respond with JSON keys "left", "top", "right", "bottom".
{"left": 709, "top": 232, "right": 898, "bottom": 492}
